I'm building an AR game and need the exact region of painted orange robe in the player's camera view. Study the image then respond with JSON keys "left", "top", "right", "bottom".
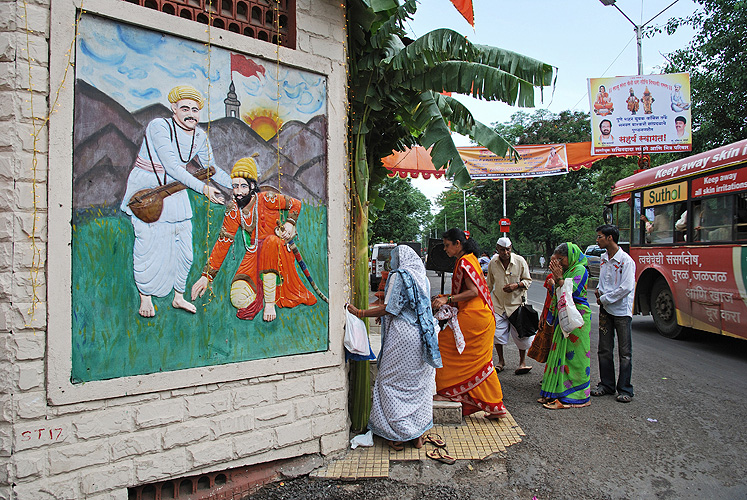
{"left": 436, "top": 253, "right": 506, "bottom": 417}
{"left": 204, "top": 191, "right": 317, "bottom": 319}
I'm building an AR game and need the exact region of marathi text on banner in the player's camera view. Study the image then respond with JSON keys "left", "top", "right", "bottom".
{"left": 588, "top": 73, "right": 692, "bottom": 155}
{"left": 460, "top": 144, "right": 569, "bottom": 179}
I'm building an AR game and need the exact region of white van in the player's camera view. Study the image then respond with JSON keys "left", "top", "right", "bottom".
{"left": 369, "top": 243, "right": 396, "bottom": 291}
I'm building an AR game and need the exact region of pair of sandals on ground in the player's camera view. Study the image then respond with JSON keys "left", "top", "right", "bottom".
{"left": 387, "top": 433, "right": 456, "bottom": 465}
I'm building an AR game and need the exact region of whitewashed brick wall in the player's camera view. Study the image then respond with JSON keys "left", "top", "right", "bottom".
{"left": 0, "top": 0, "right": 350, "bottom": 498}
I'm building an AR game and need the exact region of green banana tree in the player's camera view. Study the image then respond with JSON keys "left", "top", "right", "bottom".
{"left": 346, "top": 0, "right": 556, "bottom": 431}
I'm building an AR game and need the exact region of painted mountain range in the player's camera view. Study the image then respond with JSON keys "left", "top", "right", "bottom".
{"left": 72, "top": 79, "right": 328, "bottom": 211}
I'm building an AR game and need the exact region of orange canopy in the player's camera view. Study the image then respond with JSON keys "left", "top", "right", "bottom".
{"left": 382, "top": 146, "right": 446, "bottom": 179}
{"left": 382, "top": 142, "right": 617, "bottom": 179}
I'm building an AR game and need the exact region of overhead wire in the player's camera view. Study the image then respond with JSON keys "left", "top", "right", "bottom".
{"left": 570, "top": 35, "right": 636, "bottom": 111}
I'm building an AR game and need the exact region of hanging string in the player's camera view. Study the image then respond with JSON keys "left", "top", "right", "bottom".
{"left": 201, "top": 0, "right": 217, "bottom": 308}
{"left": 342, "top": 2, "right": 353, "bottom": 299}
{"left": 21, "top": 0, "right": 84, "bottom": 326}
{"left": 274, "top": 0, "right": 282, "bottom": 192}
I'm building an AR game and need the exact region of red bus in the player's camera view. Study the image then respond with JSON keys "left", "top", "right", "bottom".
{"left": 605, "top": 139, "right": 747, "bottom": 340}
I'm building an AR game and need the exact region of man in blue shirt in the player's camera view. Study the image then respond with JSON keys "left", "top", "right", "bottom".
{"left": 591, "top": 224, "right": 636, "bottom": 403}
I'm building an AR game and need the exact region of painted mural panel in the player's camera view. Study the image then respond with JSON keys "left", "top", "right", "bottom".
{"left": 72, "top": 15, "right": 329, "bottom": 382}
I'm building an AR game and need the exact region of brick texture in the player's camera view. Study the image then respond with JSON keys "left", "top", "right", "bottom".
{"left": 3, "top": 0, "right": 348, "bottom": 498}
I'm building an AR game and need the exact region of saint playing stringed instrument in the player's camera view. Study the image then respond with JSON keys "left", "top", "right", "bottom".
{"left": 120, "top": 85, "right": 233, "bottom": 318}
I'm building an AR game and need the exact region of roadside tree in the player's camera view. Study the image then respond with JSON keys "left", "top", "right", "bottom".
{"left": 346, "top": 0, "right": 556, "bottom": 430}
{"left": 656, "top": 0, "right": 747, "bottom": 151}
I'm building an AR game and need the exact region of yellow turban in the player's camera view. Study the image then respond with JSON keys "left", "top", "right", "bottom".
{"left": 167, "top": 85, "right": 204, "bottom": 109}
{"left": 231, "top": 155, "right": 259, "bottom": 180}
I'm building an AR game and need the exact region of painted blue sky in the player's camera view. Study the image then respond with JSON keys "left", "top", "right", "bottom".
{"left": 76, "top": 15, "right": 326, "bottom": 123}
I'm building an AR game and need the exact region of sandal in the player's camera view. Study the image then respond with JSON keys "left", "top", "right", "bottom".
{"left": 542, "top": 399, "right": 570, "bottom": 410}
{"left": 537, "top": 396, "right": 553, "bottom": 404}
{"left": 590, "top": 386, "right": 614, "bottom": 397}
{"left": 426, "top": 447, "right": 456, "bottom": 465}
{"left": 423, "top": 433, "right": 446, "bottom": 448}
{"left": 387, "top": 440, "right": 404, "bottom": 451}
{"left": 616, "top": 394, "right": 633, "bottom": 403}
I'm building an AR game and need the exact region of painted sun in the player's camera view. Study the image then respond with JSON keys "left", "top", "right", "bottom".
{"left": 243, "top": 109, "right": 284, "bottom": 141}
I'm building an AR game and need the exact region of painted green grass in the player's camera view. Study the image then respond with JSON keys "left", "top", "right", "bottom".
{"left": 71, "top": 195, "right": 329, "bottom": 382}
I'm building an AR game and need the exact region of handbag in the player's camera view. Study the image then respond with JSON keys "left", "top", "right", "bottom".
{"left": 508, "top": 296, "right": 540, "bottom": 339}
{"left": 527, "top": 320, "right": 553, "bottom": 363}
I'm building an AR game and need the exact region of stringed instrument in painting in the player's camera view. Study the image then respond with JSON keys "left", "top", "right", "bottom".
{"left": 127, "top": 156, "right": 216, "bottom": 223}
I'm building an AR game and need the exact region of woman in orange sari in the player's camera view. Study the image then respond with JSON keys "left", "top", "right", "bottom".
{"left": 432, "top": 228, "right": 507, "bottom": 419}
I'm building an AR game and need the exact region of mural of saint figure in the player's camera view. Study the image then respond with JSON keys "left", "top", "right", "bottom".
{"left": 191, "top": 156, "right": 318, "bottom": 321}
{"left": 120, "top": 85, "right": 232, "bottom": 318}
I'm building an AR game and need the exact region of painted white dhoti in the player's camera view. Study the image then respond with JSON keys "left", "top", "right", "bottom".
{"left": 131, "top": 218, "right": 192, "bottom": 296}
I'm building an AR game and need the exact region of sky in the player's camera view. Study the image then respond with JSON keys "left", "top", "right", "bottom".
{"left": 405, "top": 0, "right": 699, "bottom": 205}
{"left": 76, "top": 15, "right": 326, "bottom": 125}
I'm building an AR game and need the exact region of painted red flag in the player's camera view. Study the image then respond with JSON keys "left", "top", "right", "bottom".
{"left": 449, "top": 0, "right": 474, "bottom": 26}
{"left": 230, "top": 53, "right": 266, "bottom": 79}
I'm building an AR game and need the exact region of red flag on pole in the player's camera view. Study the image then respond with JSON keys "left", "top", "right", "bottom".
{"left": 449, "top": 0, "right": 474, "bottom": 26}
{"left": 230, "top": 53, "right": 266, "bottom": 79}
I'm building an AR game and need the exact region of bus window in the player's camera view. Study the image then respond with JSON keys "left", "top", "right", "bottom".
{"left": 673, "top": 202, "right": 687, "bottom": 243}
{"left": 737, "top": 193, "right": 747, "bottom": 240}
{"left": 701, "top": 195, "right": 734, "bottom": 242}
{"left": 644, "top": 205, "right": 674, "bottom": 244}
{"left": 632, "top": 193, "right": 642, "bottom": 245}
{"left": 616, "top": 202, "right": 631, "bottom": 243}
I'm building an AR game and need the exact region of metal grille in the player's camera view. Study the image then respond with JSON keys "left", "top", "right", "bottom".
{"left": 122, "top": 0, "right": 296, "bottom": 49}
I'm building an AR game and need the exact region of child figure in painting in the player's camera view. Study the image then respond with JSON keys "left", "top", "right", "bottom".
{"left": 191, "top": 156, "right": 317, "bottom": 321}
{"left": 121, "top": 85, "right": 232, "bottom": 318}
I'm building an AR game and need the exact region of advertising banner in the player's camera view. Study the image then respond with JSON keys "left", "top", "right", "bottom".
{"left": 692, "top": 166, "right": 747, "bottom": 198}
{"left": 588, "top": 73, "right": 692, "bottom": 155}
{"left": 460, "top": 144, "right": 569, "bottom": 179}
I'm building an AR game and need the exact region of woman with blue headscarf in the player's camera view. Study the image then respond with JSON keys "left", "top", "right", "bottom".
{"left": 539, "top": 242, "right": 593, "bottom": 409}
{"left": 347, "top": 245, "right": 442, "bottom": 450}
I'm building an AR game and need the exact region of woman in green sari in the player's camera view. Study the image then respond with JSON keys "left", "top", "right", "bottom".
{"left": 539, "top": 242, "right": 593, "bottom": 409}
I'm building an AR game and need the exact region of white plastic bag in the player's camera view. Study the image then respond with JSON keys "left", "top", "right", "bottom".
{"left": 344, "top": 306, "right": 369, "bottom": 355}
{"left": 350, "top": 430, "right": 374, "bottom": 449}
{"left": 556, "top": 278, "right": 584, "bottom": 337}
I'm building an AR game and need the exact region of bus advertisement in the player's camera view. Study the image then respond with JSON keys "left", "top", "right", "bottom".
{"left": 606, "top": 139, "right": 747, "bottom": 340}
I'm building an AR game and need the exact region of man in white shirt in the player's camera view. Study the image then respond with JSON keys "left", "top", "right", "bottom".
{"left": 591, "top": 225, "right": 636, "bottom": 403}
{"left": 487, "top": 237, "right": 533, "bottom": 374}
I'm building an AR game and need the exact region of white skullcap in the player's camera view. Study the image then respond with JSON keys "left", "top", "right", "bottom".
{"left": 496, "top": 237, "right": 512, "bottom": 248}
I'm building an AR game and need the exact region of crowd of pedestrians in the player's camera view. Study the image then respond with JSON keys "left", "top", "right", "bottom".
{"left": 348, "top": 225, "right": 636, "bottom": 463}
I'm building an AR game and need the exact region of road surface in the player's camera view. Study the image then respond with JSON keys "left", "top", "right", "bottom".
{"left": 250, "top": 271, "right": 747, "bottom": 500}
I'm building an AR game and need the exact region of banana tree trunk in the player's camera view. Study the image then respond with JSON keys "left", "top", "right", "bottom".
{"left": 350, "top": 135, "right": 371, "bottom": 433}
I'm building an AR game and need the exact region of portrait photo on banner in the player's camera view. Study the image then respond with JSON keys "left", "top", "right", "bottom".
{"left": 71, "top": 14, "right": 330, "bottom": 383}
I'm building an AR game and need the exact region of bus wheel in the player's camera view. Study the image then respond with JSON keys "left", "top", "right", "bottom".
{"left": 650, "top": 279, "right": 684, "bottom": 339}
